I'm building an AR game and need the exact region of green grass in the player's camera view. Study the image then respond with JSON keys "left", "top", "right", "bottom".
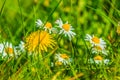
{"left": 0, "top": 0, "right": 120, "bottom": 80}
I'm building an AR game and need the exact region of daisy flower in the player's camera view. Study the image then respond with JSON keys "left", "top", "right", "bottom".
{"left": 35, "top": 19, "right": 57, "bottom": 34}
{"left": 44, "top": 22, "right": 56, "bottom": 34}
{"left": 25, "top": 30, "right": 56, "bottom": 53}
{"left": 54, "top": 53, "right": 72, "bottom": 66}
{"left": 85, "top": 34, "right": 106, "bottom": 48}
{"left": 55, "top": 18, "right": 76, "bottom": 40}
{"left": 35, "top": 19, "right": 43, "bottom": 27}
{"left": 16, "top": 41, "right": 25, "bottom": 53}
{"left": 0, "top": 42, "right": 17, "bottom": 58}
{"left": 89, "top": 55, "right": 109, "bottom": 65}
{"left": 91, "top": 45, "right": 108, "bottom": 55}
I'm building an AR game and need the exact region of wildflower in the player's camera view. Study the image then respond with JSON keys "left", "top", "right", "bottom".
{"left": 35, "top": 19, "right": 43, "bottom": 27}
{"left": 16, "top": 41, "right": 25, "bottom": 53}
{"left": 25, "top": 30, "right": 56, "bottom": 53}
{"left": 0, "top": 42, "right": 17, "bottom": 58}
{"left": 85, "top": 34, "right": 106, "bottom": 48}
{"left": 94, "top": 55, "right": 103, "bottom": 60}
{"left": 44, "top": 22, "right": 54, "bottom": 34}
{"left": 89, "top": 55, "right": 109, "bottom": 65}
{"left": 55, "top": 18, "right": 76, "bottom": 40}
{"left": 55, "top": 53, "right": 71, "bottom": 66}
{"left": 35, "top": 19, "right": 56, "bottom": 33}
{"left": 91, "top": 45, "right": 108, "bottom": 55}
{"left": 55, "top": 61, "right": 63, "bottom": 66}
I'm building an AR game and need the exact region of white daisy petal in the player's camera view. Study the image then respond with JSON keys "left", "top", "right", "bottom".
{"left": 56, "top": 18, "right": 76, "bottom": 40}
{"left": 0, "top": 42, "right": 17, "bottom": 58}
{"left": 54, "top": 53, "right": 71, "bottom": 66}
{"left": 36, "top": 19, "right": 43, "bottom": 27}
{"left": 85, "top": 34, "right": 107, "bottom": 55}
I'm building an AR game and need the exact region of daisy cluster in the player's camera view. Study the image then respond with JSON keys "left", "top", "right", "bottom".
{"left": 35, "top": 18, "right": 75, "bottom": 66}
{"left": 85, "top": 34, "right": 110, "bottom": 65}
{"left": 36, "top": 18, "right": 76, "bottom": 40}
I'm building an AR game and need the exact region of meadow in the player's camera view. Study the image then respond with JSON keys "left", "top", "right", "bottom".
{"left": 0, "top": 0, "right": 120, "bottom": 80}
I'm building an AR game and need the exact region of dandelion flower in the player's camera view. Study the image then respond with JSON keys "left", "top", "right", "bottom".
{"left": 25, "top": 30, "right": 56, "bottom": 53}
{"left": 55, "top": 53, "right": 71, "bottom": 66}
{"left": 0, "top": 42, "right": 17, "bottom": 58}
{"left": 85, "top": 34, "right": 106, "bottom": 48}
{"left": 55, "top": 18, "right": 76, "bottom": 40}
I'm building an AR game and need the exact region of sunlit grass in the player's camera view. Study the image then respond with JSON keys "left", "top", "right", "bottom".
{"left": 0, "top": 0, "right": 120, "bottom": 80}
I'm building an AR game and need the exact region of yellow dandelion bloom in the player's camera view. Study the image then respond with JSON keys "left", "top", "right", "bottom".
{"left": 25, "top": 30, "right": 56, "bottom": 53}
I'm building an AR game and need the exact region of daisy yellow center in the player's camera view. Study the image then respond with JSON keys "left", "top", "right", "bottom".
{"left": 94, "top": 46, "right": 102, "bottom": 50}
{"left": 55, "top": 61, "right": 62, "bottom": 66}
{"left": 62, "top": 24, "right": 70, "bottom": 31}
{"left": 60, "top": 54, "right": 69, "bottom": 59}
{"left": 92, "top": 36, "right": 100, "bottom": 44}
{"left": 5, "top": 47, "right": 13, "bottom": 54}
{"left": 45, "top": 22, "right": 52, "bottom": 29}
{"left": 94, "top": 55, "right": 103, "bottom": 60}
{"left": 25, "top": 30, "right": 56, "bottom": 52}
